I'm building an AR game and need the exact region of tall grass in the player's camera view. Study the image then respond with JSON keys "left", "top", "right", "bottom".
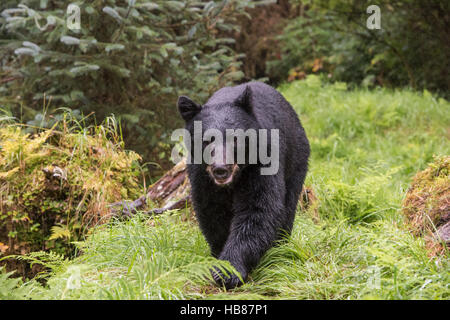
{"left": 1, "top": 78, "right": 449, "bottom": 300}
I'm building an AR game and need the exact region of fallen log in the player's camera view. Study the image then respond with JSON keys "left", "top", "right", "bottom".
{"left": 110, "top": 158, "right": 191, "bottom": 216}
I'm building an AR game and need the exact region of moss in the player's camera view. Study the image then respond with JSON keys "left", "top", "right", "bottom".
{"left": 402, "top": 155, "right": 450, "bottom": 253}
{"left": 0, "top": 118, "right": 143, "bottom": 278}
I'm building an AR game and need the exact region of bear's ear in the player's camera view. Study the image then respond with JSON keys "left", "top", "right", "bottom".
{"left": 234, "top": 85, "right": 252, "bottom": 114}
{"left": 178, "top": 96, "right": 201, "bottom": 122}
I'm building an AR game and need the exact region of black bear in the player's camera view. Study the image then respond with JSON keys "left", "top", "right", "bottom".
{"left": 177, "top": 82, "right": 310, "bottom": 289}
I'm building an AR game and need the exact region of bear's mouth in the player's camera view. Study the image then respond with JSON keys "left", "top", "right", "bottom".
{"left": 207, "top": 163, "right": 239, "bottom": 187}
{"left": 213, "top": 175, "right": 234, "bottom": 186}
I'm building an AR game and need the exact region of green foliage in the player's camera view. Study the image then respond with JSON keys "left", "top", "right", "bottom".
{"left": 0, "top": 0, "right": 258, "bottom": 164}
{"left": 251, "top": 216, "right": 449, "bottom": 299}
{"left": 0, "top": 110, "right": 143, "bottom": 277}
{"left": 0, "top": 266, "right": 30, "bottom": 299}
{"left": 317, "top": 167, "right": 399, "bottom": 223}
{"left": 2, "top": 81, "right": 448, "bottom": 299}
{"left": 1, "top": 211, "right": 239, "bottom": 300}
{"left": 269, "top": 0, "right": 449, "bottom": 97}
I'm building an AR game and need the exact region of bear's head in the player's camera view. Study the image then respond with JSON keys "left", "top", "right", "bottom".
{"left": 177, "top": 85, "right": 261, "bottom": 187}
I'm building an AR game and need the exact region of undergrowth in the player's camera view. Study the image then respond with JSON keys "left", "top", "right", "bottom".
{"left": 0, "top": 111, "right": 143, "bottom": 278}
{"left": 1, "top": 78, "right": 449, "bottom": 300}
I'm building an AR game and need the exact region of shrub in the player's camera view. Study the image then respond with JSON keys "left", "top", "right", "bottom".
{"left": 0, "top": 0, "right": 259, "bottom": 166}
{"left": 268, "top": 0, "right": 449, "bottom": 97}
{"left": 0, "top": 110, "right": 143, "bottom": 278}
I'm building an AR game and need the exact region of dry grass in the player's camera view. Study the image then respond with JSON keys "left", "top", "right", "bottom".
{"left": 402, "top": 155, "right": 450, "bottom": 256}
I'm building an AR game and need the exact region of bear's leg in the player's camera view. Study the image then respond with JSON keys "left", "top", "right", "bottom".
{"left": 204, "top": 222, "right": 231, "bottom": 258}
{"left": 283, "top": 172, "right": 307, "bottom": 232}
{"left": 215, "top": 211, "right": 283, "bottom": 289}
{"left": 195, "top": 202, "right": 233, "bottom": 258}
{"left": 188, "top": 172, "right": 234, "bottom": 258}
{"left": 215, "top": 177, "right": 286, "bottom": 289}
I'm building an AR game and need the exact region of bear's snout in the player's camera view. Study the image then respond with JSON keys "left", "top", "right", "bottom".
{"left": 207, "top": 163, "right": 239, "bottom": 186}
{"left": 212, "top": 165, "right": 230, "bottom": 179}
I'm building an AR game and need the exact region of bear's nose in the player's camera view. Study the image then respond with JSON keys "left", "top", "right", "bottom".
{"left": 212, "top": 165, "right": 231, "bottom": 180}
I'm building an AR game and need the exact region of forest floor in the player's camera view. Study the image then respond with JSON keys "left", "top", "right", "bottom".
{"left": 1, "top": 78, "right": 449, "bottom": 299}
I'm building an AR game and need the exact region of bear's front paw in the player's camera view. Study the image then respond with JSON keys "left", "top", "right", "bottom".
{"left": 212, "top": 267, "right": 246, "bottom": 290}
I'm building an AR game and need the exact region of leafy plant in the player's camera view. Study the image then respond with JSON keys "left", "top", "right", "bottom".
{"left": 0, "top": 0, "right": 260, "bottom": 165}
{"left": 0, "top": 109, "right": 143, "bottom": 278}
{"left": 269, "top": 0, "right": 449, "bottom": 97}
{"left": 0, "top": 266, "right": 30, "bottom": 299}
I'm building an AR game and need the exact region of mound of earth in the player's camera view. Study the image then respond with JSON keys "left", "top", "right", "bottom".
{"left": 402, "top": 156, "right": 450, "bottom": 255}
{"left": 0, "top": 122, "right": 142, "bottom": 279}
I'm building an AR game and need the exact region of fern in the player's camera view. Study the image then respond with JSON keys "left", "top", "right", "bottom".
{"left": 0, "top": 266, "right": 29, "bottom": 299}
{"left": 2, "top": 251, "right": 70, "bottom": 281}
{"left": 49, "top": 225, "right": 71, "bottom": 241}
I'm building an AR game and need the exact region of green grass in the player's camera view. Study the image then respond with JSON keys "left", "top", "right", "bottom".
{"left": 1, "top": 78, "right": 449, "bottom": 300}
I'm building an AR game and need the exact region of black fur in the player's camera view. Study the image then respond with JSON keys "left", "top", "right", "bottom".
{"left": 178, "top": 82, "right": 310, "bottom": 289}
